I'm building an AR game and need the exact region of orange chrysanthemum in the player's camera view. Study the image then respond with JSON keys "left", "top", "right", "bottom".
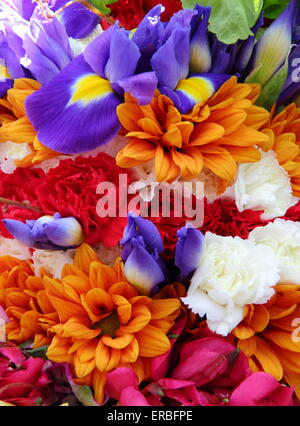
{"left": 0, "top": 255, "right": 57, "bottom": 348}
{"left": 0, "top": 78, "right": 58, "bottom": 166}
{"left": 260, "top": 104, "right": 300, "bottom": 197}
{"left": 116, "top": 77, "right": 270, "bottom": 189}
{"left": 43, "top": 244, "right": 181, "bottom": 403}
{"left": 232, "top": 284, "right": 300, "bottom": 398}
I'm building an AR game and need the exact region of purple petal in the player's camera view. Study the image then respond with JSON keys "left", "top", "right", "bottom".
{"left": 163, "top": 8, "right": 197, "bottom": 42}
{"left": 151, "top": 28, "right": 190, "bottom": 90}
{"left": 105, "top": 29, "right": 141, "bottom": 84}
{"left": 189, "top": 6, "right": 212, "bottom": 73}
{"left": 57, "top": 2, "right": 99, "bottom": 39}
{"left": 44, "top": 217, "right": 84, "bottom": 247}
{"left": 132, "top": 5, "right": 165, "bottom": 72}
{"left": 210, "top": 40, "right": 232, "bottom": 73}
{"left": 22, "top": 18, "right": 73, "bottom": 85}
{"left": 121, "top": 213, "right": 164, "bottom": 256}
{"left": 0, "top": 77, "right": 13, "bottom": 98}
{"left": 83, "top": 25, "right": 116, "bottom": 79}
{"left": 124, "top": 242, "right": 165, "bottom": 295}
{"left": 175, "top": 225, "right": 204, "bottom": 281}
{"left": 2, "top": 219, "right": 36, "bottom": 247}
{"left": 25, "top": 54, "right": 121, "bottom": 154}
{"left": 115, "top": 72, "right": 158, "bottom": 105}
{"left": 19, "top": 0, "right": 36, "bottom": 20}
{"left": 0, "top": 36, "right": 24, "bottom": 79}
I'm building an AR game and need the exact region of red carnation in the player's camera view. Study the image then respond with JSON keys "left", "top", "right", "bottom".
{"left": 150, "top": 197, "right": 300, "bottom": 260}
{"left": 107, "top": 0, "right": 182, "bottom": 30}
{"left": 0, "top": 153, "right": 132, "bottom": 247}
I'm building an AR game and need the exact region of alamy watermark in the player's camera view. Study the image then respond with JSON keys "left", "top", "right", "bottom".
{"left": 96, "top": 174, "right": 205, "bottom": 228}
{"left": 292, "top": 58, "right": 300, "bottom": 83}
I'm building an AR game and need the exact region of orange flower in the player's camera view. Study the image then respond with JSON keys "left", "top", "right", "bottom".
{"left": 232, "top": 285, "right": 300, "bottom": 399}
{"left": 44, "top": 244, "right": 181, "bottom": 403}
{"left": 0, "top": 255, "right": 57, "bottom": 348}
{"left": 260, "top": 104, "right": 300, "bottom": 197}
{"left": 116, "top": 77, "right": 270, "bottom": 189}
{"left": 0, "top": 78, "right": 58, "bottom": 167}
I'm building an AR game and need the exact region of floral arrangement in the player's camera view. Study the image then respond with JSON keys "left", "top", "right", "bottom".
{"left": 0, "top": 0, "right": 300, "bottom": 408}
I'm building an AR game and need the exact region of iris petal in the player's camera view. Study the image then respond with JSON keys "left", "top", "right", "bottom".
{"left": 83, "top": 25, "right": 115, "bottom": 79}
{"left": 25, "top": 55, "right": 121, "bottom": 154}
{"left": 115, "top": 72, "right": 158, "bottom": 106}
{"left": 124, "top": 244, "right": 165, "bottom": 296}
{"left": 151, "top": 28, "right": 190, "bottom": 90}
{"left": 175, "top": 225, "right": 204, "bottom": 281}
{"left": 2, "top": 219, "right": 35, "bottom": 247}
{"left": 189, "top": 6, "right": 212, "bottom": 73}
{"left": 105, "top": 29, "right": 141, "bottom": 84}
{"left": 44, "top": 217, "right": 84, "bottom": 247}
{"left": 57, "top": 2, "right": 99, "bottom": 39}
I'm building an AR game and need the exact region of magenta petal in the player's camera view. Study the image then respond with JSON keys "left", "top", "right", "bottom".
{"left": 229, "top": 372, "right": 294, "bottom": 406}
{"left": 172, "top": 349, "right": 228, "bottom": 387}
{"left": 119, "top": 387, "right": 151, "bottom": 406}
{"left": 158, "top": 378, "right": 194, "bottom": 390}
{"left": 151, "top": 311, "right": 188, "bottom": 381}
{"left": 106, "top": 368, "right": 139, "bottom": 400}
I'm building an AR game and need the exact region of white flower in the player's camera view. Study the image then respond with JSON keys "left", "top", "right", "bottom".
{"left": 249, "top": 219, "right": 300, "bottom": 285}
{"left": 0, "top": 236, "right": 31, "bottom": 260}
{"left": 182, "top": 232, "right": 280, "bottom": 336}
{"left": 32, "top": 249, "right": 75, "bottom": 279}
{"left": 233, "top": 150, "right": 297, "bottom": 220}
{"left": 0, "top": 141, "right": 32, "bottom": 174}
{"left": 69, "top": 25, "right": 104, "bottom": 56}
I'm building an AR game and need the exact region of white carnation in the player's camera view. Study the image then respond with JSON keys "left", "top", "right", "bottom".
{"left": 32, "top": 249, "right": 75, "bottom": 279}
{"left": 0, "top": 236, "right": 31, "bottom": 260}
{"left": 249, "top": 219, "right": 300, "bottom": 285}
{"left": 233, "top": 150, "right": 297, "bottom": 220}
{"left": 182, "top": 232, "right": 280, "bottom": 336}
{"left": 0, "top": 142, "right": 32, "bottom": 174}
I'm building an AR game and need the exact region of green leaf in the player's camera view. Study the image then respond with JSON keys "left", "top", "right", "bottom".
{"left": 90, "top": 0, "right": 119, "bottom": 14}
{"left": 181, "top": 0, "right": 264, "bottom": 44}
{"left": 69, "top": 383, "right": 100, "bottom": 406}
{"left": 255, "top": 56, "right": 289, "bottom": 110}
{"left": 263, "top": 0, "right": 289, "bottom": 19}
{"left": 24, "top": 345, "right": 49, "bottom": 360}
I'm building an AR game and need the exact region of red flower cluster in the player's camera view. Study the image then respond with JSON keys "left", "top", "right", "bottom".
{"left": 150, "top": 198, "right": 300, "bottom": 260}
{"left": 0, "top": 153, "right": 132, "bottom": 247}
{"left": 107, "top": 0, "right": 182, "bottom": 30}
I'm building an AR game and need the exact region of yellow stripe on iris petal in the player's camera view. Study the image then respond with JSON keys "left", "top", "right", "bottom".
{"left": 69, "top": 74, "right": 113, "bottom": 106}
{"left": 176, "top": 77, "right": 214, "bottom": 104}
{"left": 0, "top": 65, "right": 11, "bottom": 80}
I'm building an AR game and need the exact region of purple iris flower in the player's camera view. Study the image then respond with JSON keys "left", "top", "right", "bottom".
{"left": 25, "top": 20, "right": 158, "bottom": 154}
{"left": 0, "top": 0, "right": 99, "bottom": 39}
{"left": 121, "top": 213, "right": 166, "bottom": 296}
{"left": 0, "top": 0, "right": 100, "bottom": 91}
{"left": 2, "top": 213, "right": 84, "bottom": 250}
{"left": 149, "top": 6, "right": 230, "bottom": 113}
{"left": 175, "top": 225, "right": 204, "bottom": 282}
